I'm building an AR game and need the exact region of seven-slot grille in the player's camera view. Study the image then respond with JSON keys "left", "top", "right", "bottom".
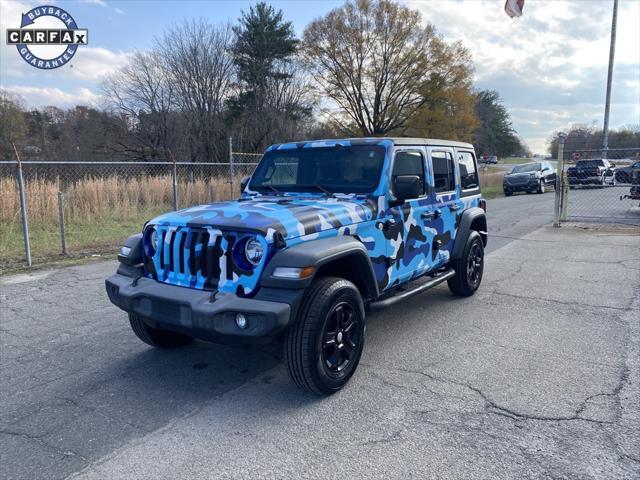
{"left": 507, "top": 174, "right": 530, "bottom": 185}
{"left": 145, "top": 226, "right": 235, "bottom": 290}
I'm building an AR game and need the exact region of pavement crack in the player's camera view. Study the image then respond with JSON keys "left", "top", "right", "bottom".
{"left": 385, "top": 366, "right": 619, "bottom": 425}
{"left": 489, "top": 290, "right": 638, "bottom": 312}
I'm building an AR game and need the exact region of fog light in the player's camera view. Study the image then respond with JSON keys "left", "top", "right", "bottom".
{"left": 120, "top": 246, "right": 131, "bottom": 256}
{"left": 235, "top": 313, "right": 248, "bottom": 329}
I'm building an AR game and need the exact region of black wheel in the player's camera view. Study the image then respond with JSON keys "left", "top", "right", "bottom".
{"left": 447, "top": 231, "right": 484, "bottom": 297}
{"left": 284, "top": 277, "right": 365, "bottom": 395}
{"left": 537, "top": 179, "right": 545, "bottom": 194}
{"left": 128, "top": 313, "right": 193, "bottom": 348}
{"left": 504, "top": 189, "right": 512, "bottom": 197}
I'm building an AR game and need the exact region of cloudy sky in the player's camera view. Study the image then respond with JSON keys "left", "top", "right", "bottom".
{"left": 1, "top": 0, "right": 638, "bottom": 153}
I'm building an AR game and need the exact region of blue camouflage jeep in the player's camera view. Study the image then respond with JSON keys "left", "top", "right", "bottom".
{"left": 106, "top": 138, "right": 487, "bottom": 394}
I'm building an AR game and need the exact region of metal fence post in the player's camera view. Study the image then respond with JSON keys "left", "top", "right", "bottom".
{"left": 57, "top": 191, "right": 67, "bottom": 255}
{"left": 561, "top": 170, "right": 569, "bottom": 222}
{"left": 13, "top": 148, "right": 32, "bottom": 266}
{"left": 171, "top": 159, "right": 178, "bottom": 211}
{"left": 553, "top": 134, "right": 566, "bottom": 227}
{"left": 229, "top": 136, "right": 234, "bottom": 198}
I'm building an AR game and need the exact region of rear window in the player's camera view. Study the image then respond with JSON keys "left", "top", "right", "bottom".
{"left": 576, "top": 160, "right": 604, "bottom": 168}
{"left": 457, "top": 151, "right": 478, "bottom": 189}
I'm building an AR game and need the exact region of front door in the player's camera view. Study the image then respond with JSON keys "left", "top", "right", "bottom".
{"left": 386, "top": 147, "right": 439, "bottom": 287}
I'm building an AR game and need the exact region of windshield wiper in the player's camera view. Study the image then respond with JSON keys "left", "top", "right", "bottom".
{"left": 308, "top": 184, "right": 335, "bottom": 197}
{"left": 260, "top": 185, "right": 282, "bottom": 195}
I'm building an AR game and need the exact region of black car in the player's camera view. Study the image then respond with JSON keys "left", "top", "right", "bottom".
{"left": 567, "top": 159, "right": 616, "bottom": 187}
{"left": 615, "top": 161, "right": 640, "bottom": 184}
{"left": 503, "top": 162, "right": 556, "bottom": 196}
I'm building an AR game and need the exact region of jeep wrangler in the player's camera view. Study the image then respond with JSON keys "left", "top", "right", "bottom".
{"left": 106, "top": 138, "right": 487, "bottom": 394}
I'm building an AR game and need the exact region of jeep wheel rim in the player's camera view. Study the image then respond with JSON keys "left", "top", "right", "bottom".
{"left": 322, "top": 302, "right": 359, "bottom": 373}
{"left": 467, "top": 242, "right": 483, "bottom": 287}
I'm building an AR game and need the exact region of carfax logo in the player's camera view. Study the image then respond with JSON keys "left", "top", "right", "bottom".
{"left": 5, "top": 5, "right": 88, "bottom": 70}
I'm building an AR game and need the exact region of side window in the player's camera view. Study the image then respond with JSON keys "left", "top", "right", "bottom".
{"left": 392, "top": 151, "right": 425, "bottom": 197}
{"left": 457, "top": 151, "right": 479, "bottom": 190}
{"left": 432, "top": 151, "right": 456, "bottom": 193}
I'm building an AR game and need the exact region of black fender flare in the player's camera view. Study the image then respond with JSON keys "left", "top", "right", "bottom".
{"left": 260, "top": 236, "right": 379, "bottom": 298}
{"left": 451, "top": 208, "right": 487, "bottom": 259}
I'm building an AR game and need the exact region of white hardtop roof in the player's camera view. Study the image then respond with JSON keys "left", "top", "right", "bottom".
{"left": 384, "top": 137, "right": 474, "bottom": 149}
{"left": 324, "top": 137, "right": 475, "bottom": 149}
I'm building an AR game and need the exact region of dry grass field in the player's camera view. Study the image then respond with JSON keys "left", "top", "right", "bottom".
{"left": 0, "top": 175, "right": 238, "bottom": 270}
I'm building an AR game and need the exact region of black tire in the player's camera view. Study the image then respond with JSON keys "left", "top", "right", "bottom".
{"left": 447, "top": 231, "right": 484, "bottom": 297}
{"left": 284, "top": 277, "right": 365, "bottom": 395}
{"left": 504, "top": 189, "right": 512, "bottom": 197}
{"left": 537, "top": 179, "right": 545, "bottom": 194}
{"left": 128, "top": 313, "right": 193, "bottom": 348}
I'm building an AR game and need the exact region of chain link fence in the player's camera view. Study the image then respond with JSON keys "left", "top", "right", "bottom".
{"left": 556, "top": 147, "right": 640, "bottom": 226}
{"left": 0, "top": 149, "right": 260, "bottom": 271}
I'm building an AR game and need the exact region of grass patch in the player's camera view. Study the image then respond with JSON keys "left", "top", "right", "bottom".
{"left": 480, "top": 185, "right": 504, "bottom": 199}
{"left": 0, "top": 207, "right": 169, "bottom": 271}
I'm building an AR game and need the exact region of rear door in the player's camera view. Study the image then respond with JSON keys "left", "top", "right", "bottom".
{"left": 427, "top": 147, "right": 459, "bottom": 265}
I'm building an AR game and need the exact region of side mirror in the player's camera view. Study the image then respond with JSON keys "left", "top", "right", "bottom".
{"left": 240, "top": 176, "right": 250, "bottom": 192}
{"left": 609, "top": 163, "right": 616, "bottom": 168}
{"left": 541, "top": 167, "right": 549, "bottom": 172}
{"left": 391, "top": 175, "right": 423, "bottom": 206}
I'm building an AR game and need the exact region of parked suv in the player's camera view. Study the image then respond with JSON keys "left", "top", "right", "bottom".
{"left": 480, "top": 155, "right": 498, "bottom": 164}
{"left": 503, "top": 161, "right": 555, "bottom": 195}
{"left": 567, "top": 159, "right": 616, "bottom": 188}
{"left": 106, "top": 138, "right": 487, "bottom": 394}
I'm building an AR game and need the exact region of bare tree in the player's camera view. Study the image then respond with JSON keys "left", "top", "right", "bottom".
{"left": 158, "top": 20, "right": 236, "bottom": 161}
{"left": 102, "top": 51, "right": 181, "bottom": 159}
{"left": 302, "top": 0, "right": 440, "bottom": 135}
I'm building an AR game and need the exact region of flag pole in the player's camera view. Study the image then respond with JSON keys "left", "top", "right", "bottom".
{"left": 602, "top": 0, "right": 618, "bottom": 159}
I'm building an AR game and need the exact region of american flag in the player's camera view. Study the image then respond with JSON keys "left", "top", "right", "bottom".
{"left": 505, "top": 0, "right": 525, "bottom": 18}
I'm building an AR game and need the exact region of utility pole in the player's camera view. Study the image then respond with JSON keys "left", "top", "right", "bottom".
{"left": 602, "top": 0, "right": 618, "bottom": 159}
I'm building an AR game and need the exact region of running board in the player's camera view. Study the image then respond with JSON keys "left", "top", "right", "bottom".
{"left": 369, "top": 269, "right": 455, "bottom": 310}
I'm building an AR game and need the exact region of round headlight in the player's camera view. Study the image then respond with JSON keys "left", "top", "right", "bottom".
{"left": 244, "top": 237, "right": 264, "bottom": 266}
{"left": 145, "top": 227, "right": 158, "bottom": 256}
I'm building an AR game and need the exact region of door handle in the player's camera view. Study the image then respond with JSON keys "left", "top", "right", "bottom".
{"left": 421, "top": 209, "right": 441, "bottom": 220}
{"left": 449, "top": 204, "right": 460, "bottom": 211}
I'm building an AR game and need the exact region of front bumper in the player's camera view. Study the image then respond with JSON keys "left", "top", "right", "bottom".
{"left": 568, "top": 175, "right": 601, "bottom": 185}
{"left": 106, "top": 273, "right": 302, "bottom": 343}
{"left": 503, "top": 179, "right": 538, "bottom": 191}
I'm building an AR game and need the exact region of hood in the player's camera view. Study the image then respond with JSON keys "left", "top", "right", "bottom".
{"left": 505, "top": 171, "right": 538, "bottom": 178}
{"left": 147, "top": 195, "right": 377, "bottom": 242}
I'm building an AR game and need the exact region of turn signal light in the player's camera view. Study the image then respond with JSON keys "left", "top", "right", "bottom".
{"left": 272, "top": 266, "right": 316, "bottom": 279}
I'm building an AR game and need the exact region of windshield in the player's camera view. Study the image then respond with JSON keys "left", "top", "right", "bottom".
{"left": 249, "top": 145, "right": 385, "bottom": 194}
{"left": 511, "top": 163, "right": 541, "bottom": 174}
{"left": 576, "top": 160, "right": 604, "bottom": 168}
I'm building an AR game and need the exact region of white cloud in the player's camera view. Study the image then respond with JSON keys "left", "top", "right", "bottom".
{"left": 115, "top": 7, "right": 124, "bottom": 15}
{"left": 1, "top": 85, "right": 101, "bottom": 107}
{"left": 407, "top": 0, "right": 640, "bottom": 153}
{"left": 81, "top": 0, "right": 108, "bottom": 6}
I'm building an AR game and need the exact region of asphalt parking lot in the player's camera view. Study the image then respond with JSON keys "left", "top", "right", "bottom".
{"left": 1, "top": 195, "right": 639, "bottom": 479}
